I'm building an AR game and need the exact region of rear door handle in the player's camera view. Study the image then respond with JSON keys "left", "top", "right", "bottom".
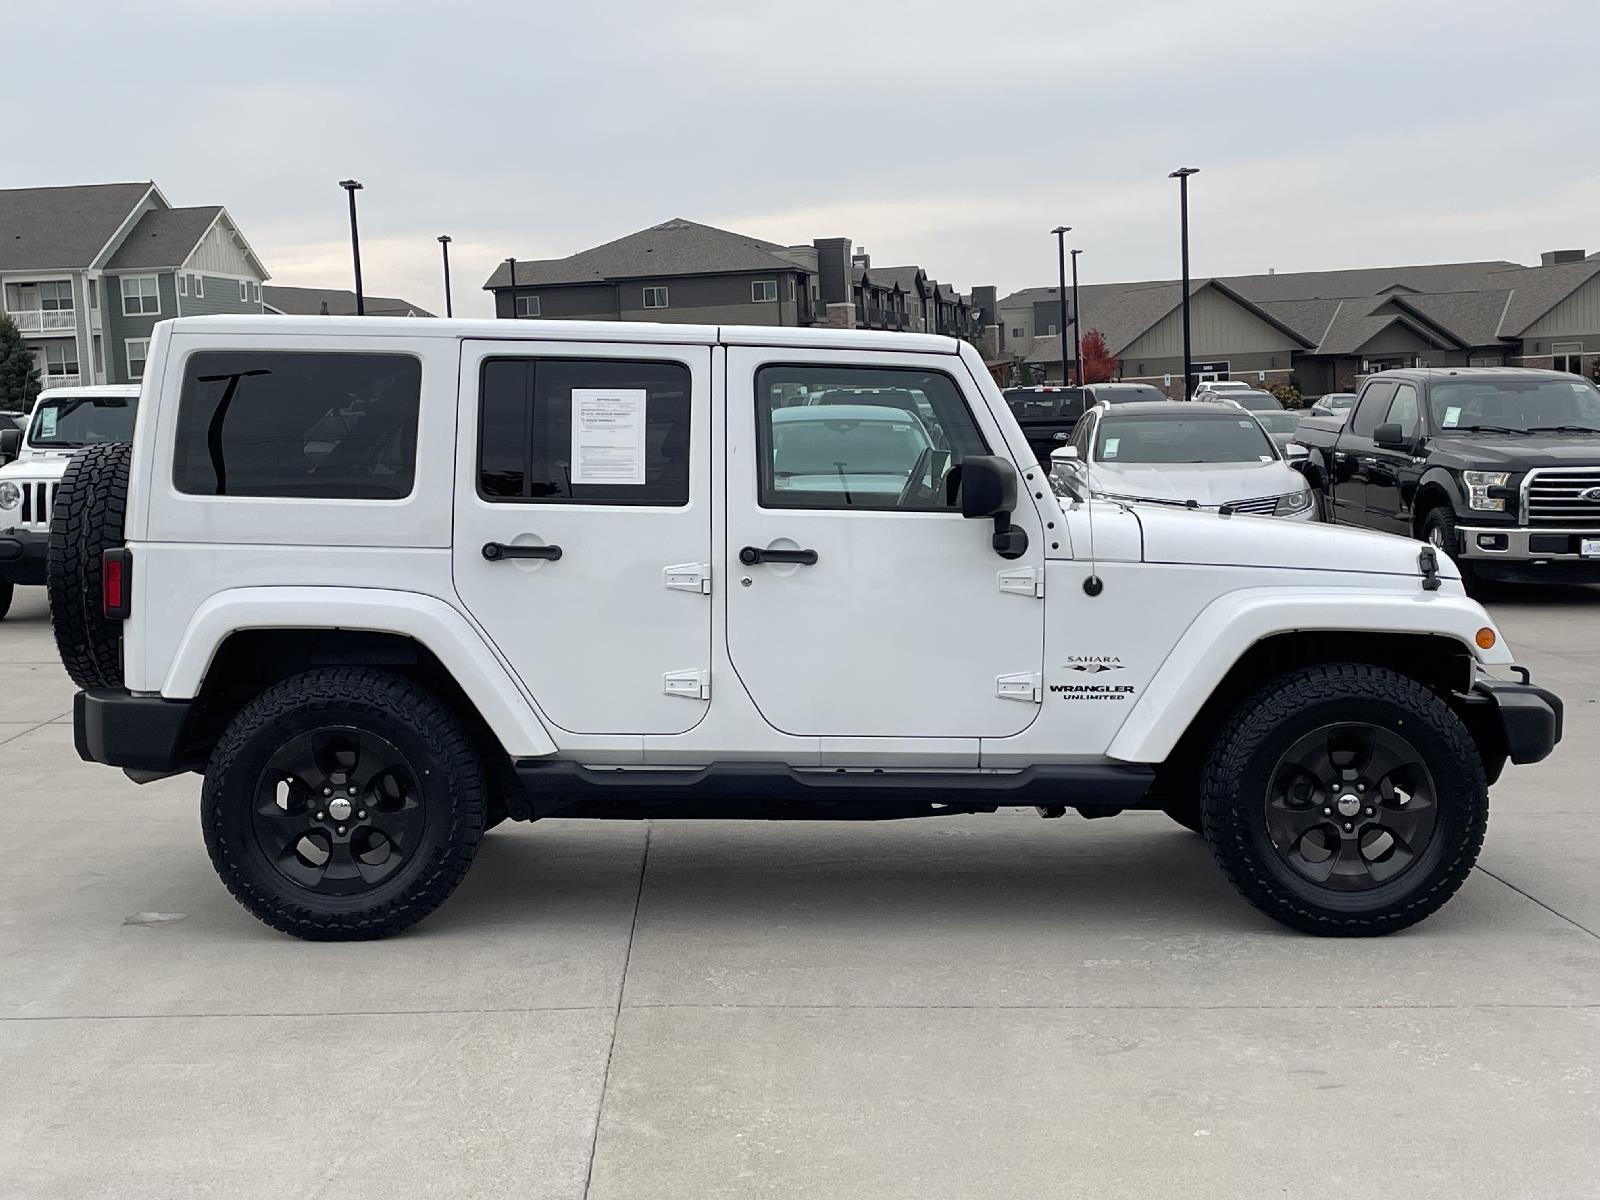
{"left": 482, "top": 541, "right": 562, "bottom": 561}
{"left": 739, "top": 546, "right": 818, "bottom": 566}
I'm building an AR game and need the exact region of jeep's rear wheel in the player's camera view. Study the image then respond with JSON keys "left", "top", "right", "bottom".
{"left": 1201, "top": 663, "right": 1486, "bottom": 936}
{"left": 202, "top": 668, "right": 487, "bottom": 940}
{"left": 48, "top": 442, "right": 132, "bottom": 689}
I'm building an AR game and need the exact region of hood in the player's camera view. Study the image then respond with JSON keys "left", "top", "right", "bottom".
{"left": 1136, "top": 503, "right": 1457, "bottom": 578}
{"left": 0, "top": 455, "right": 70, "bottom": 483}
{"left": 1088, "top": 459, "right": 1303, "bottom": 508}
{"left": 1425, "top": 434, "right": 1600, "bottom": 469}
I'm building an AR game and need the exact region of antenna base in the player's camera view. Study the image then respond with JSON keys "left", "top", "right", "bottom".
{"left": 1082, "top": 575, "right": 1104, "bottom": 597}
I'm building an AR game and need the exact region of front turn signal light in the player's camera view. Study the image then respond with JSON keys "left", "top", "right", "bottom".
{"left": 1475, "top": 627, "right": 1497, "bottom": 650}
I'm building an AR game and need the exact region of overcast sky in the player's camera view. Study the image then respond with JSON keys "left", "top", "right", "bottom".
{"left": 9, "top": 0, "right": 1598, "bottom": 315}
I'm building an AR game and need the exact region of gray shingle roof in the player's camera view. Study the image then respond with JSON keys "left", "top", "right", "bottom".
{"left": 263, "top": 286, "right": 434, "bottom": 318}
{"left": 1220, "top": 261, "right": 1520, "bottom": 303}
{"left": 862, "top": 265, "right": 929, "bottom": 297}
{"left": 1254, "top": 298, "right": 1343, "bottom": 345}
{"left": 483, "top": 218, "right": 805, "bottom": 289}
{"left": 0, "top": 182, "right": 154, "bottom": 271}
{"left": 105, "top": 206, "right": 222, "bottom": 269}
{"left": 1481, "top": 259, "right": 1600, "bottom": 335}
{"left": 1391, "top": 290, "right": 1512, "bottom": 347}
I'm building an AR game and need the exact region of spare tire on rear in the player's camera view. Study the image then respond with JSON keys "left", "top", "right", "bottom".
{"left": 48, "top": 442, "right": 132, "bottom": 691}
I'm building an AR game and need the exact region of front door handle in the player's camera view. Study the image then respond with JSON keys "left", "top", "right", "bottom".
{"left": 482, "top": 541, "right": 562, "bottom": 562}
{"left": 739, "top": 546, "right": 818, "bottom": 566}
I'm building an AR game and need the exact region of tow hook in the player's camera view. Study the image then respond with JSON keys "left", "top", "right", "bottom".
{"left": 1418, "top": 546, "right": 1442, "bottom": 591}
{"left": 1035, "top": 805, "right": 1066, "bottom": 819}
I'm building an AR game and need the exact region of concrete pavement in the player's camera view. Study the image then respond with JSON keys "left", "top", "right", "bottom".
{"left": 2, "top": 585, "right": 1597, "bottom": 1199}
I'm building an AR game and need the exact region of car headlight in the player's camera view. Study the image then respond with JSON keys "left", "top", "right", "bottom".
{"left": 1275, "top": 488, "right": 1313, "bottom": 515}
{"left": 1462, "top": 470, "right": 1511, "bottom": 512}
{"left": 0, "top": 482, "right": 20, "bottom": 510}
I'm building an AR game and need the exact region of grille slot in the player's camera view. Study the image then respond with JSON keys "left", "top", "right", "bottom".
{"left": 17, "top": 482, "right": 54, "bottom": 529}
{"left": 1227, "top": 495, "right": 1280, "bottom": 515}
{"left": 1525, "top": 469, "right": 1600, "bottom": 529}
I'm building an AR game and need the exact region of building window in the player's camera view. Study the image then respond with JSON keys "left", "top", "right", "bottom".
{"left": 239, "top": 280, "right": 249, "bottom": 303}
{"left": 173, "top": 351, "right": 421, "bottom": 499}
{"left": 92, "top": 335, "right": 104, "bottom": 375}
{"left": 643, "top": 287, "right": 669, "bottom": 309}
{"left": 179, "top": 274, "right": 188, "bottom": 297}
{"left": 516, "top": 295, "right": 541, "bottom": 317}
{"left": 194, "top": 275, "right": 204, "bottom": 299}
{"left": 125, "top": 338, "right": 149, "bottom": 379}
{"left": 44, "top": 340, "right": 79, "bottom": 381}
{"left": 477, "top": 357, "right": 691, "bottom": 505}
{"left": 788, "top": 277, "right": 796, "bottom": 301}
{"left": 1468, "top": 355, "right": 1502, "bottom": 368}
{"left": 752, "top": 280, "right": 778, "bottom": 303}
{"left": 88, "top": 279, "right": 98, "bottom": 310}
{"left": 1011, "top": 327, "right": 1024, "bottom": 338}
{"left": 1046, "top": 324, "right": 1057, "bottom": 336}
{"left": 1553, "top": 342, "right": 1583, "bottom": 373}
{"left": 121, "top": 276, "right": 160, "bottom": 316}
{"left": 251, "top": 282, "right": 260, "bottom": 303}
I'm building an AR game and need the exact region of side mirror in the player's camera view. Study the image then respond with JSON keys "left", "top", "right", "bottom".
{"left": 1284, "top": 442, "right": 1309, "bottom": 462}
{"left": 0, "top": 427, "right": 20, "bottom": 464}
{"left": 1373, "top": 422, "right": 1410, "bottom": 450}
{"left": 958, "top": 454, "right": 1028, "bottom": 561}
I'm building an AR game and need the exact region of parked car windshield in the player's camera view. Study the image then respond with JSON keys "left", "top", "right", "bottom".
{"left": 1095, "top": 412, "right": 1277, "bottom": 463}
{"left": 1251, "top": 410, "right": 1301, "bottom": 434}
{"left": 1428, "top": 378, "right": 1600, "bottom": 433}
{"left": 770, "top": 413, "right": 932, "bottom": 484}
{"left": 1318, "top": 393, "right": 1357, "bottom": 410}
{"left": 27, "top": 394, "right": 139, "bottom": 448}
{"left": 1230, "top": 390, "right": 1283, "bottom": 411}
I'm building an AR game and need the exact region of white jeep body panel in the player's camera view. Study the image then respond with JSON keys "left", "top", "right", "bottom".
{"left": 118, "top": 316, "right": 1513, "bottom": 771}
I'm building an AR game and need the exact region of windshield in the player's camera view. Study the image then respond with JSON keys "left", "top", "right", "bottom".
{"left": 1320, "top": 394, "right": 1357, "bottom": 410}
{"left": 1251, "top": 410, "right": 1301, "bottom": 433}
{"left": 772, "top": 416, "right": 931, "bottom": 478}
{"left": 27, "top": 394, "right": 139, "bottom": 448}
{"left": 1095, "top": 386, "right": 1166, "bottom": 404}
{"left": 1429, "top": 378, "right": 1600, "bottom": 433}
{"left": 1231, "top": 390, "right": 1282, "bottom": 411}
{"left": 1096, "top": 413, "right": 1277, "bottom": 463}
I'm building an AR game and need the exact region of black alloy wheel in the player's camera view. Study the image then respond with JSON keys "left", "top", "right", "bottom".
{"left": 1265, "top": 723, "right": 1438, "bottom": 890}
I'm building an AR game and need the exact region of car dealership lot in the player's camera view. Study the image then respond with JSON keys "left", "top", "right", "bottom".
{"left": 2, "top": 586, "right": 1597, "bottom": 1199}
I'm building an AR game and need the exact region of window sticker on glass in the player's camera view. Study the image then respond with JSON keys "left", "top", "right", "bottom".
{"left": 1442, "top": 406, "right": 1461, "bottom": 428}
{"left": 1103, "top": 437, "right": 1119, "bottom": 459}
{"left": 569, "top": 389, "right": 647, "bottom": 485}
{"left": 39, "top": 409, "right": 58, "bottom": 439}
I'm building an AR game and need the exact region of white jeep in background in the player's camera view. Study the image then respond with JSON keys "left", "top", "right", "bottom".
{"left": 0, "top": 384, "right": 140, "bottom": 620}
{"left": 54, "top": 315, "right": 1561, "bottom": 940}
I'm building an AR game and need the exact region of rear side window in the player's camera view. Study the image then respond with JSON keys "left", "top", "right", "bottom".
{"left": 173, "top": 351, "right": 420, "bottom": 498}
{"left": 478, "top": 358, "right": 691, "bottom": 505}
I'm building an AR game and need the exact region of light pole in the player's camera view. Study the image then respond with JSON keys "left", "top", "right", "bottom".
{"left": 338, "top": 180, "right": 365, "bottom": 316}
{"left": 505, "top": 257, "right": 517, "bottom": 318}
{"left": 1069, "top": 248, "right": 1083, "bottom": 386}
{"left": 1050, "top": 225, "right": 1071, "bottom": 386}
{"left": 438, "top": 235, "right": 453, "bottom": 318}
{"left": 1169, "top": 167, "right": 1199, "bottom": 397}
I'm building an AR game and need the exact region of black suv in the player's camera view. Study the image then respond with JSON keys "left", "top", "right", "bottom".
{"left": 1003, "top": 382, "right": 1166, "bottom": 465}
{"left": 1294, "top": 368, "right": 1600, "bottom": 583}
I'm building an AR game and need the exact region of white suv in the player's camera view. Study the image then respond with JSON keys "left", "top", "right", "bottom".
{"left": 56, "top": 315, "right": 1561, "bottom": 940}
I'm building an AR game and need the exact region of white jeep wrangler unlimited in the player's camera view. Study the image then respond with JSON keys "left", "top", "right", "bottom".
{"left": 56, "top": 315, "right": 1561, "bottom": 940}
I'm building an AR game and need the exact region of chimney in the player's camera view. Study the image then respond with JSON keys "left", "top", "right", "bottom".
{"left": 1541, "top": 249, "right": 1586, "bottom": 266}
{"left": 1267, "top": 267, "right": 1276, "bottom": 275}
{"left": 851, "top": 246, "right": 870, "bottom": 270}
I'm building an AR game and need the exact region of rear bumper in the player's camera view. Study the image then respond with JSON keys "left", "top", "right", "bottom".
{"left": 74, "top": 689, "right": 197, "bottom": 773}
{"left": 1466, "top": 676, "right": 1563, "bottom": 766}
{"left": 0, "top": 528, "right": 47, "bottom": 585}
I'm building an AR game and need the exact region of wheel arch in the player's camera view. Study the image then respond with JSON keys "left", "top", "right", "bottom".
{"left": 1411, "top": 470, "right": 1464, "bottom": 538}
{"left": 164, "top": 587, "right": 558, "bottom": 761}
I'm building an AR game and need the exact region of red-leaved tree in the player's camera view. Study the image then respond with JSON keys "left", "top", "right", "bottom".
{"left": 1080, "top": 329, "right": 1120, "bottom": 383}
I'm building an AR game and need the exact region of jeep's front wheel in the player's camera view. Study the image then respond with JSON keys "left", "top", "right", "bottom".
{"left": 1201, "top": 664, "right": 1486, "bottom": 936}
{"left": 202, "top": 668, "right": 487, "bottom": 940}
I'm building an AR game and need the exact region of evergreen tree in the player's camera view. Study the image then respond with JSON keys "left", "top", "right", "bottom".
{"left": 0, "top": 316, "right": 43, "bottom": 412}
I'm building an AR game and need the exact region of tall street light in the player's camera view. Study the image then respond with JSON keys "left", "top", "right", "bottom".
{"left": 1169, "top": 167, "right": 1199, "bottom": 397}
{"left": 437, "top": 235, "right": 453, "bottom": 318}
{"left": 338, "top": 180, "right": 365, "bottom": 316}
{"left": 505, "top": 257, "right": 518, "bottom": 318}
{"left": 1050, "top": 226, "right": 1071, "bottom": 386}
{"left": 1069, "top": 248, "right": 1083, "bottom": 386}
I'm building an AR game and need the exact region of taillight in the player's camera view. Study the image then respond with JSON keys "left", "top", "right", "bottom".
{"left": 102, "top": 548, "right": 132, "bottom": 620}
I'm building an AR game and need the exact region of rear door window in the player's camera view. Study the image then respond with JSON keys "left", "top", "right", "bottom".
{"left": 173, "top": 351, "right": 420, "bottom": 498}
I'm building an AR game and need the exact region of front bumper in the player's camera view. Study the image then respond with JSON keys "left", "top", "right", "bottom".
{"left": 1456, "top": 524, "right": 1600, "bottom": 565}
{"left": 74, "top": 689, "right": 198, "bottom": 774}
{"left": 1464, "top": 675, "right": 1563, "bottom": 767}
{"left": 0, "top": 527, "right": 47, "bottom": 585}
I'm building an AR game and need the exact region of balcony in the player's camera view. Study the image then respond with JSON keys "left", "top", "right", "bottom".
{"left": 6, "top": 309, "right": 76, "bottom": 334}
{"left": 42, "top": 374, "right": 81, "bottom": 388}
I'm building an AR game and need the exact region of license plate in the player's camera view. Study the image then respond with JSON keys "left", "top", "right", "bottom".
{"left": 1582, "top": 538, "right": 1600, "bottom": 559}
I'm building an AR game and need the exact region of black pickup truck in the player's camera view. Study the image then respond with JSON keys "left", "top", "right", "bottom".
{"left": 1003, "top": 382, "right": 1166, "bottom": 465}
{"left": 1293, "top": 367, "right": 1600, "bottom": 583}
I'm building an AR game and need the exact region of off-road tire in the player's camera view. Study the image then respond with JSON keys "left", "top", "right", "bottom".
{"left": 48, "top": 442, "right": 132, "bottom": 689}
{"left": 0, "top": 578, "right": 12, "bottom": 621}
{"left": 202, "top": 668, "right": 487, "bottom": 940}
{"left": 1201, "top": 663, "right": 1487, "bottom": 936}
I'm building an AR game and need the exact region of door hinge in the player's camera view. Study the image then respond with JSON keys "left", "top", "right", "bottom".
{"left": 996, "top": 671, "right": 1043, "bottom": 703}
{"left": 663, "top": 563, "right": 712, "bottom": 594}
{"left": 663, "top": 669, "right": 711, "bottom": 700}
{"left": 998, "top": 565, "right": 1044, "bottom": 598}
